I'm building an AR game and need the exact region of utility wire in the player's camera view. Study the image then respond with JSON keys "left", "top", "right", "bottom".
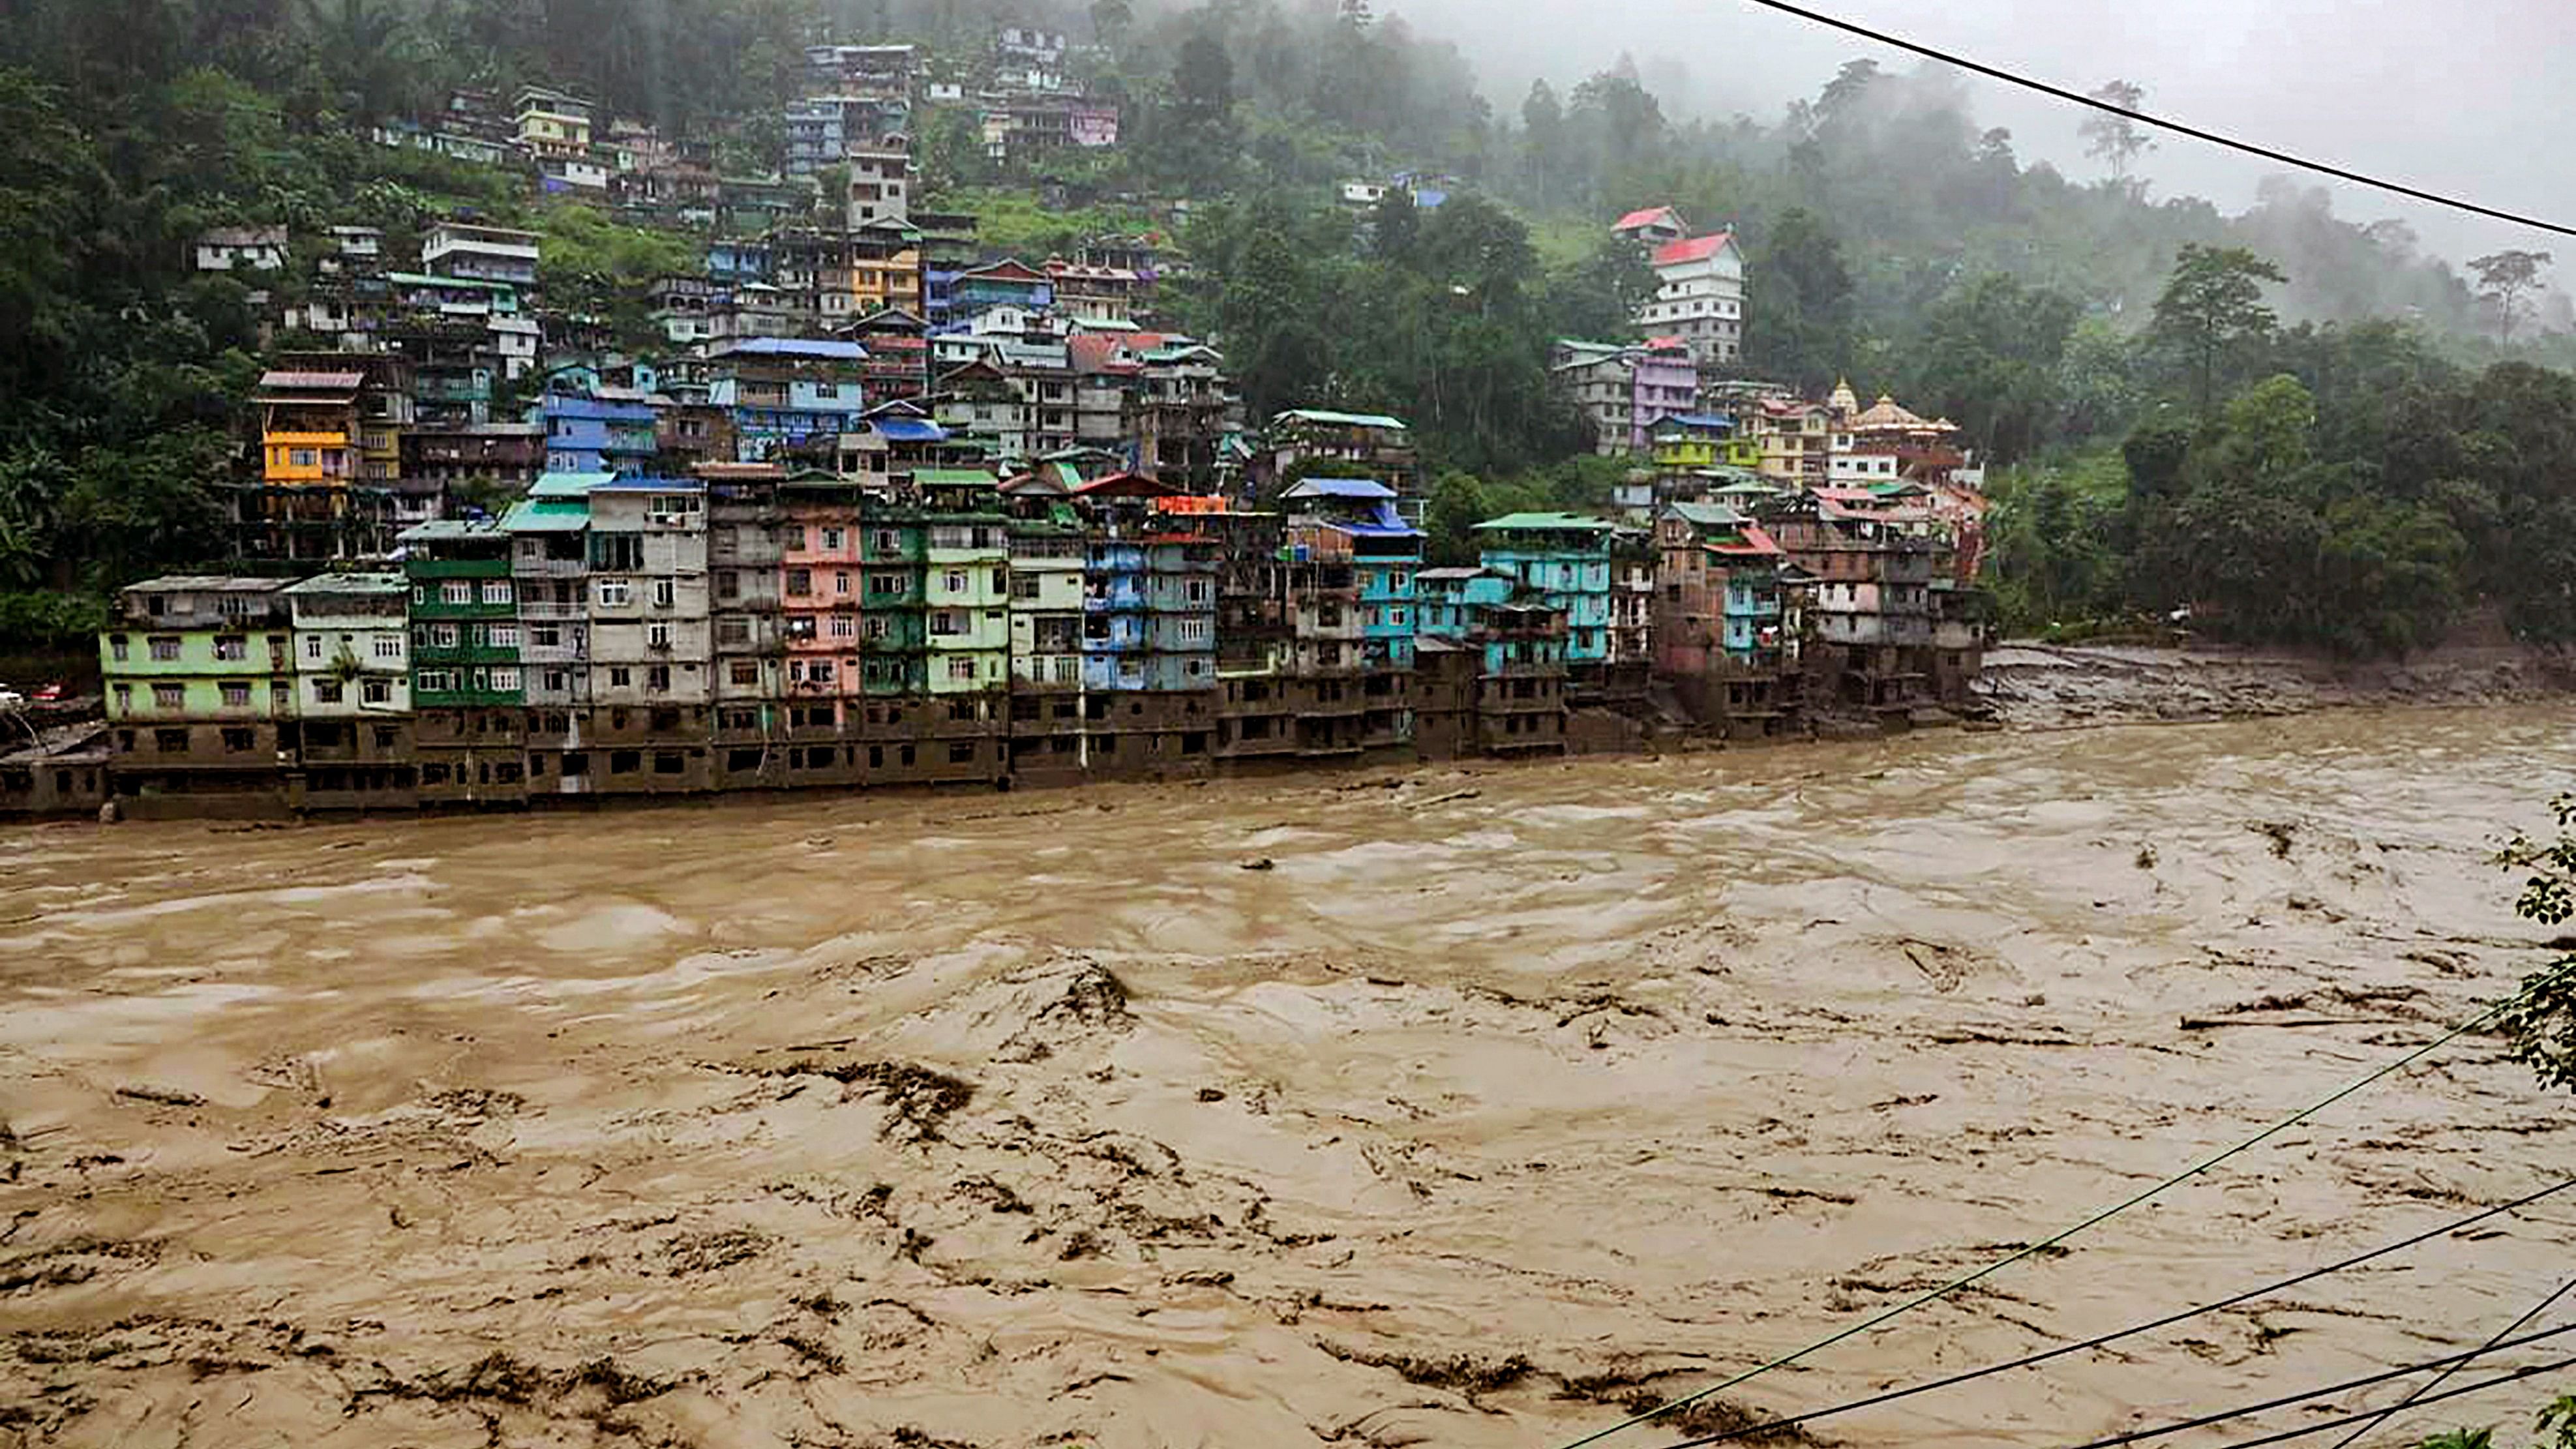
{"left": 2320, "top": 1271, "right": 2576, "bottom": 1449}
{"left": 2205, "top": 1359, "right": 2576, "bottom": 1449}
{"left": 1551, "top": 959, "right": 2576, "bottom": 1449}
{"left": 1635, "top": 1178, "right": 2576, "bottom": 1449}
{"left": 1728, "top": 0, "right": 2576, "bottom": 241}
{"left": 2052, "top": 1323, "right": 2576, "bottom": 1449}
{"left": 1640, "top": 1327, "right": 2576, "bottom": 1449}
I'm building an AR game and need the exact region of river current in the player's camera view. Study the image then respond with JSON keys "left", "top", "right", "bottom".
{"left": 3, "top": 707, "right": 2572, "bottom": 1447}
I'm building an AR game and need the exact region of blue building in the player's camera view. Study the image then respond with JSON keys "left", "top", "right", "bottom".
{"left": 1473, "top": 512, "right": 1617, "bottom": 666}
{"left": 1283, "top": 479, "right": 1420, "bottom": 672}
{"left": 706, "top": 338, "right": 869, "bottom": 462}
{"left": 537, "top": 386, "right": 657, "bottom": 475}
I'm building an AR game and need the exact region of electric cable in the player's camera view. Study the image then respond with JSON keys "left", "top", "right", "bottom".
{"left": 2202, "top": 1359, "right": 2576, "bottom": 1449}
{"left": 2320, "top": 1270, "right": 2576, "bottom": 1449}
{"left": 1626, "top": 1178, "right": 2576, "bottom": 1448}
{"left": 1730, "top": 0, "right": 2576, "bottom": 239}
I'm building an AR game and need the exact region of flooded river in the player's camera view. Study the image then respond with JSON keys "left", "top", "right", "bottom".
{"left": 3, "top": 708, "right": 2573, "bottom": 1448}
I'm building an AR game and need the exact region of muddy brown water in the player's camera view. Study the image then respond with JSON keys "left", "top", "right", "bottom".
{"left": 3, "top": 708, "right": 2573, "bottom": 1448}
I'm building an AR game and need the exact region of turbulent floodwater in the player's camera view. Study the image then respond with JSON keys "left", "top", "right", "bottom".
{"left": 3, "top": 708, "right": 2574, "bottom": 1448}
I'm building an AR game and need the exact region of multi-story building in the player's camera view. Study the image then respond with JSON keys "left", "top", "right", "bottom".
{"left": 1474, "top": 512, "right": 1617, "bottom": 689}
{"left": 848, "top": 145, "right": 913, "bottom": 226}
{"left": 404, "top": 423, "right": 545, "bottom": 492}
{"left": 1610, "top": 204, "right": 1691, "bottom": 249}
{"left": 282, "top": 573, "right": 415, "bottom": 811}
{"left": 1550, "top": 338, "right": 1699, "bottom": 456}
{"left": 1638, "top": 232, "right": 1745, "bottom": 365}
{"left": 1757, "top": 490, "right": 1944, "bottom": 720}
{"left": 513, "top": 87, "right": 593, "bottom": 158}
{"left": 580, "top": 477, "right": 714, "bottom": 794}
{"left": 916, "top": 210, "right": 981, "bottom": 327}
{"left": 539, "top": 383, "right": 659, "bottom": 475}
{"left": 847, "top": 308, "right": 932, "bottom": 404}
{"left": 1414, "top": 567, "right": 1570, "bottom": 756}
{"left": 1750, "top": 397, "right": 1834, "bottom": 486}
{"left": 850, "top": 220, "right": 925, "bottom": 315}
{"left": 706, "top": 338, "right": 869, "bottom": 462}
{"left": 700, "top": 463, "right": 792, "bottom": 790}
{"left": 422, "top": 221, "right": 542, "bottom": 286}
{"left": 400, "top": 518, "right": 526, "bottom": 806}
{"left": 1067, "top": 475, "right": 1217, "bottom": 775}
{"left": 98, "top": 577, "right": 297, "bottom": 816}
{"left": 779, "top": 471, "right": 868, "bottom": 744}
{"left": 1283, "top": 478, "right": 1420, "bottom": 754}
{"left": 1259, "top": 410, "right": 1422, "bottom": 520}
{"left": 503, "top": 473, "right": 601, "bottom": 794}
{"left": 999, "top": 473, "right": 1089, "bottom": 781}
{"left": 1127, "top": 336, "right": 1236, "bottom": 486}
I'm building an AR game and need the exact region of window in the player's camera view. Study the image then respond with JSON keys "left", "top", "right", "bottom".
{"left": 304, "top": 635, "right": 324, "bottom": 661}
{"left": 868, "top": 573, "right": 902, "bottom": 598}
{"left": 530, "top": 624, "right": 562, "bottom": 648}
{"left": 430, "top": 623, "right": 459, "bottom": 648}
{"left": 865, "top": 616, "right": 889, "bottom": 640}
{"left": 652, "top": 578, "right": 675, "bottom": 608}
{"left": 315, "top": 679, "right": 345, "bottom": 704}
{"left": 608, "top": 666, "right": 632, "bottom": 687}
{"left": 829, "top": 614, "right": 856, "bottom": 638}
{"left": 716, "top": 618, "right": 750, "bottom": 647}
{"left": 1185, "top": 578, "right": 1210, "bottom": 604}
{"left": 824, "top": 527, "right": 845, "bottom": 550}
{"left": 929, "top": 610, "right": 959, "bottom": 636}
{"left": 112, "top": 681, "right": 132, "bottom": 711}
{"left": 1011, "top": 573, "right": 1040, "bottom": 601}
{"left": 544, "top": 669, "right": 569, "bottom": 693}
{"left": 806, "top": 659, "right": 835, "bottom": 683}
{"left": 646, "top": 665, "right": 670, "bottom": 693}
{"left": 716, "top": 571, "right": 740, "bottom": 602}
{"left": 832, "top": 571, "right": 852, "bottom": 597}
{"left": 213, "top": 635, "right": 247, "bottom": 661}
{"left": 441, "top": 581, "right": 472, "bottom": 605}
{"left": 372, "top": 634, "right": 402, "bottom": 660}
{"left": 730, "top": 661, "right": 760, "bottom": 686}
{"left": 873, "top": 530, "right": 897, "bottom": 553}
{"left": 610, "top": 750, "right": 641, "bottom": 775}
{"left": 944, "top": 569, "right": 968, "bottom": 594}
{"left": 648, "top": 621, "right": 672, "bottom": 650}
{"left": 1388, "top": 608, "right": 1408, "bottom": 628}
{"left": 947, "top": 657, "right": 978, "bottom": 682}
{"left": 786, "top": 568, "right": 813, "bottom": 597}
{"left": 110, "top": 635, "right": 130, "bottom": 662}
{"left": 363, "top": 679, "right": 392, "bottom": 705}
{"left": 948, "top": 741, "right": 976, "bottom": 764}
{"left": 374, "top": 726, "right": 398, "bottom": 750}
{"left": 417, "top": 670, "right": 453, "bottom": 693}
{"left": 597, "top": 579, "right": 633, "bottom": 607}
{"left": 655, "top": 751, "right": 685, "bottom": 775}
{"left": 149, "top": 636, "right": 181, "bottom": 662}
{"left": 481, "top": 580, "right": 512, "bottom": 606}
{"left": 488, "top": 623, "right": 519, "bottom": 649}
{"left": 593, "top": 535, "right": 644, "bottom": 571}
{"left": 490, "top": 667, "right": 522, "bottom": 691}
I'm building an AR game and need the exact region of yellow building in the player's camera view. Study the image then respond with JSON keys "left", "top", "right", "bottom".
{"left": 253, "top": 370, "right": 363, "bottom": 485}
{"left": 851, "top": 220, "right": 925, "bottom": 316}
{"left": 1750, "top": 399, "right": 1833, "bottom": 485}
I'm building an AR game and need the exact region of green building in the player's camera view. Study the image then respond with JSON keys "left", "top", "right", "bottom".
{"left": 398, "top": 519, "right": 528, "bottom": 803}
{"left": 98, "top": 576, "right": 299, "bottom": 814}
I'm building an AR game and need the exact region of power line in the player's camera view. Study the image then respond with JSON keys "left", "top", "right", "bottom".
{"left": 1640, "top": 1323, "right": 2576, "bottom": 1449}
{"left": 2206, "top": 1359, "right": 2576, "bottom": 1449}
{"left": 2321, "top": 1271, "right": 2576, "bottom": 1449}
{"left": 1636, "top": 1178, "right": 2576, "bottom": 1449}
{"left": 1728, "top": 0, "right": 2576, "bottom": 241}
{"left": 1551, "top": 963, "right": 2576, "bottom": 1449}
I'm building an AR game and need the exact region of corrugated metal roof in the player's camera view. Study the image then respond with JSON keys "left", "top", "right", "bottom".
{"left": 500, "top": 500, "right": 591, "bottom": 532}
{"left": 1283, "top": 478, "right": 1395, "bottom": 500}
{"left": 1474, "top": 512, "right": 1617, "bottom": 532}
{"left": 871, "top": 418, "right": 947, "bottom": 441}
{"left": 1276, "top": 408, "right": 1408, "bottom": 430}
{"left": 913, "top": 468, "right": 997, "bottom": 486}
{"left": 258, "top": 370, "right": 366, "bottom": 391}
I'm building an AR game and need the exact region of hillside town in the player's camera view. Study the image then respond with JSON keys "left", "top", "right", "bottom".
{"left": 2, "top": 43, "right": 1997, "bottom": 820}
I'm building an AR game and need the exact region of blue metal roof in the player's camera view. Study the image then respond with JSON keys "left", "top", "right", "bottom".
{"left": 722, "top": 338, "right": 868, "bottom": 359}
{"left": 1655, "top": 412, "right": 1735, "bottom": 430}
{"left": 1283, "top": 477, "right": 1396, "bottom": 500}
{"left": 872, "top": 417, "right": 948, "bottom": 442}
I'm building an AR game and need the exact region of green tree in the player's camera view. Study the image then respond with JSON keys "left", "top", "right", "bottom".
{"left": 2149, "top": 244, "right": 2287, "bottom": 419}
{"left": 1746, "top": 207, "right": 1853, "bottom": 393}
{"left": 2469, "top": 249, "right": 2554, "bottom": 346}
{"left": 305, "top": 0, "right": 419, "bottom": 123}
{"left": 1908, "top": 273, "right": 2080, "bottom": 465}
{"left": 2494, "top": 801, "right": 2576, "bottom": 1095}
{"left": 2078, "top": 80, "right": 2155, "bottom": 194}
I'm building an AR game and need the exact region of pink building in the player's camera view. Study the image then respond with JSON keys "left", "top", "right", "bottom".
{"left": 1550, "top": 337, "right": 1702, "bottom": 456}
{"left": 1069, "top": 102, "right": 1119, "bottom": 148}
{"left": 781, "top": 494, "right": 866, "bottom": 726}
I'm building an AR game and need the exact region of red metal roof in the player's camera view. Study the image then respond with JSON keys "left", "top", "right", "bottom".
{"left": 1070, "top": 472, "right": 1182, "bottom": 498}
{"left": 1613, "top": 205, "right": 1681, "bottom": 232}
{"left": 1650, "top": 232, "right": 1735, "bottom": 267}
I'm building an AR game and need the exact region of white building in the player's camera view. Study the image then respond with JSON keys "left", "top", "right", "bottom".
{"left": 422, "top": 222, "right": 542, "bottom": 286}
{"left": 847, "top": 145, "right": 912, "bottom": 227}
{"left": 193, "top": 226, "right": 289, "bottom": 273}
{"left": 1638, "top": 232, "right": 1745, "bottom": 366}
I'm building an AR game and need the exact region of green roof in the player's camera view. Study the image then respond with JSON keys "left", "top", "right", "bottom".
{"left": 383, "top": 271, "right": 519, "bottom": 293}
{"left": 1277, "top": 408, "right": 1408, "bottom": 430}
{"left": 1664, "top": 501, "right": 1745, "bottom": 528}
{"left": 530, "top": 471, "right": 616, "bottom": 498}
{"left": 501, "top": 500, "right": 591, "bottom": 533}
{"left": 914, "top": 468, "right": 998, "bottom": 487}
{"left": 1474, "top": 511, "right": 1618, "bottom": 533}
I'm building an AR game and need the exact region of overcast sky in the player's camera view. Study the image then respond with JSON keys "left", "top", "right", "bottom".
{"left": 1389, "top": 0, "right": 2572, "bottom": 269}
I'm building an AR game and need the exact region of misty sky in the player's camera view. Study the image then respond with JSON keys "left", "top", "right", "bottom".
{"left": 1390, "top": 0, "right": 2572, "bottom": 271}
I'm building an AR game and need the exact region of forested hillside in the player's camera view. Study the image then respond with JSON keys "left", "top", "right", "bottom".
{"left": 2, "top": 0, "right": 2573, "bottom": 657}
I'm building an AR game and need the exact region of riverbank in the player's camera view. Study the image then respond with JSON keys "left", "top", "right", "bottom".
{"left": 1973, "top": 640, "right": 2576, "bottom": 730}
{"left": 4, "top": 710, "right": 2573, "bottom": 1448}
